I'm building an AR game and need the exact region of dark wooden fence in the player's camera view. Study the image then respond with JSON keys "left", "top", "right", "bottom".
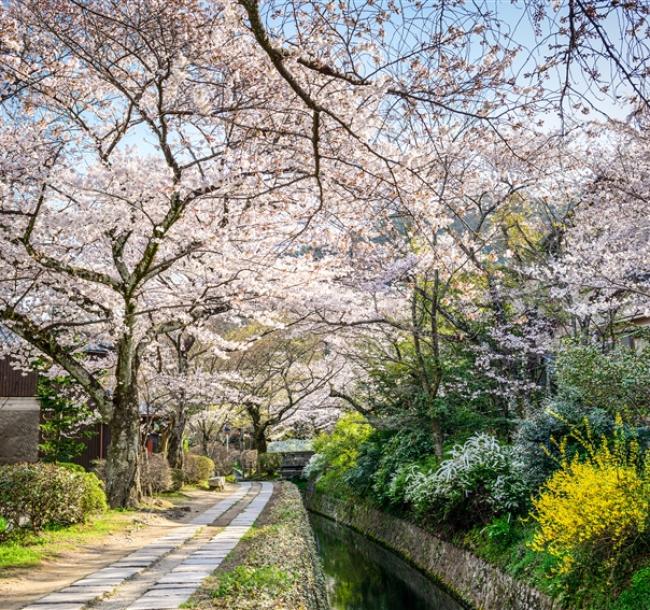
{"left": 72, "top": 422, "right": 111, "bottom": 470}
{"left": 0, "top": 359, "right": 37, "bottom": 396}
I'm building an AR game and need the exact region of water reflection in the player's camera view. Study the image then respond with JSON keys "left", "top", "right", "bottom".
{"left": 310, "top": 512, "right": 466, "bottom": 610}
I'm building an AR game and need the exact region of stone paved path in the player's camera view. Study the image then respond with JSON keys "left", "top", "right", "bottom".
{"left": 20, "top": 482, "right": 273, "bottom": 610}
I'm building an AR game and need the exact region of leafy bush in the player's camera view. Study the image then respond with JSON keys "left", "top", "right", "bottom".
{"left": 516, "top": 401, "right": 615, "bottom": 487}
{"left": 340, "top": 431, "right": 385, "bottom": 497}
{"left": 57, "top": 461, "right": 86, "bottom": 473}
{"left": 344, "top": 428, "right": 435, "bottom": 506}
{"left": 303, "top": 452, "right": 327, "bottom": 481}
{"left": 141, "top": 453, "right": 173, "bottom": 495}
{"left": 404, "top": 434, "right": 530, "bottom": 525}
{"left": 386, "top": 455, "right": 439, "bottom": 508}
{"left": 312, "top": 412, "right": 373, "bottom": 496}
{"left": 613, "top": 567, "right": 650, "bottom": 610}
{"left": 517, "top": 401, "right": 650, "bottom": 488}
{"left": 461, "top": 514, "right": 534, "bottom": 569}
{"left": 257, "top": 453, "right": 282, "bottom": 477}
{"left": 0, "top": 463, "right": 106, "bottom": 532}
{"left": 530, "top": 420, "right": 650, "bottom": 581}
{"left": 556, "top": 342, "right": 650, "bottom": 419}
{"left": 183, "top": 454, "right": 215, "bottom": 484}
{"left": 80, "top": 471, "right": 108, "bottom": 515}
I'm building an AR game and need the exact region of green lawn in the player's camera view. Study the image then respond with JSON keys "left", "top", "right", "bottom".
{"left": 0, "top": 511, "right": 138, "bottom": 572}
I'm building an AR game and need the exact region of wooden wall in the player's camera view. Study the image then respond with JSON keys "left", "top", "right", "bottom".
{"left": 0, "top": 359, "right": 38, "bottom": 397}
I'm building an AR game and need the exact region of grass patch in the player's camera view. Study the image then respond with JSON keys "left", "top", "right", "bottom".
{"left": 0, "top": 543, "right": 41, "bottom": 569}
{"left": 211, "top": 565, "right": 293, "bottom": 598}
{"left": 0, "top": 511, "right": 138, "bottom": 572}
{"left": 241, "top": 522, "right": 281, "bottom": 541}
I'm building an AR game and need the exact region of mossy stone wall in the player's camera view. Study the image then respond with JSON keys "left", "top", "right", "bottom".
{"left": 305, "top": 492, "right": 557, "bottom": 610}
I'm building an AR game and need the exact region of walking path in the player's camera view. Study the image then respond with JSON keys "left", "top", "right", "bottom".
{"left": 20, "top": 482, "right": 273, "bottom": 610}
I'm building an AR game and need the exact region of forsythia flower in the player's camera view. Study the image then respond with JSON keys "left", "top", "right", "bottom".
{"left": 530, "top": 418, "right": 649, "bottom": 575}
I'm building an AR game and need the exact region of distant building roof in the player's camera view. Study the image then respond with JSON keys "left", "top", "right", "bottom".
{"left": 267, "top": 439, "right": 314, "bottom": 454}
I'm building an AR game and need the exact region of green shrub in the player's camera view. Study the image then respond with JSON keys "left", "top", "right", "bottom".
{"left": 37, "top": 372, "right": 97, "bottom": 464}
{"left": 141, "top": 453, "right": 172, "bottom": 495}
{"left": 516, "top": 401, "right": 650, "bottom": 488}
{"left": 80, "top": 472, "right": 108, "bottom": 515}
{"left": 613, "top": 567, "right": 650, "bottom": 610}
{"left": 386, "top": 454, "right": 439, "bottom": 507}
{"left": 312, "top": 412, "right": 373, "bottom": 497}
{"left": 341, "top": 431, "right": 384, "bottom": 497}
{"left": 373, "top": 429, "right": 434, "bottom": 506}
{"left": 460, "top": 514, "right": 534, "bottom": 572}
{"left": 303, "top": 453, "right": 327, "bottom": 481}
{"left": 516, "top": 401, "right": 616, "bottom": 487}
{"left": 556, "top": 342, "right": 650, "bottom": 420}
{"left": 257, "top": 453, "right": 282, "bottom": 477}
{"left": 0, "top": 463, "right": 106, "bottom": 532}
{"left": 183, "top": 454, "right": 215, "bottom": 484}
{"left": 343, "top": 427, "right": 438, "bottom": 507}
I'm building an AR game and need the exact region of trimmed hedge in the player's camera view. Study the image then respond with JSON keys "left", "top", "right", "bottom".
{"left": 0, "top": 463, "right": 107, "bottom": 533}
{"left": 183, "top": 454, "right": 215, "bottom": 484}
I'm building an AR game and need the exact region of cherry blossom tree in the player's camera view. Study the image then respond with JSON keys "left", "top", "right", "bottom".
{"left": 213, "top": 333, "right": 344, "bottom": 452}
{"left": 1, "top": 0, "right": 648, "bottom": 507}
{"left": 186, "top": 407, "right": 232, "bottom": 458}
{"left": 0, "top": 0, "right": 330, "bottom": 506}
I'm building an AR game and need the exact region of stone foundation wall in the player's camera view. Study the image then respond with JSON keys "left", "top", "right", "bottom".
{"left": 305, "top": 492, "right": 558, "bottom": 610}
{"left": 0, "top": 397, "right": 40, "bottom": 464}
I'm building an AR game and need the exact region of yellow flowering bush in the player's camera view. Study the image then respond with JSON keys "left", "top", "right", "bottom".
{"left": 530, "top": 417, "right": 650, "bottom": 576}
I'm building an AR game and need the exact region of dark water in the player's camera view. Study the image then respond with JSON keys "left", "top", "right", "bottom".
{"left": 310, "top": 513, "right": 466, "bottom": 610}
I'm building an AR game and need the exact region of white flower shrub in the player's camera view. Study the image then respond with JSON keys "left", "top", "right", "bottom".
{"left": 404, "top": 434, "right": 530, "bottom": 521}
{"left": 303, "top": 452, "right": 327, "bottom": 480}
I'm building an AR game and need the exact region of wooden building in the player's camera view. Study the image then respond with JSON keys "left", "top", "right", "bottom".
{"left": 0, "top": 358, "right": 40, "bottom": 464}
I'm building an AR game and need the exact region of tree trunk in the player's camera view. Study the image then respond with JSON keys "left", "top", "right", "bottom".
{"left": 432, "top": 419, "right": 444, "bottom": 459}
{"left": 167, "top": 405, "right": 186, "bottom": 469}
{"left": 253, "top": 429, "right": 268, "bottom": 453}
{"left": 104, "top": 329, "right": 142, "bottom": 508}
{"left": 246, "top": 404, "right": 268, "bottom": 453}
{"left": 105, "top": 383, "right": 142, "bottom": 508}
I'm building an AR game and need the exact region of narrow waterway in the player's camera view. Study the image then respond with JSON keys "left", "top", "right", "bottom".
{"left": 310, "top": 513, "right": 466, "bottom": 610}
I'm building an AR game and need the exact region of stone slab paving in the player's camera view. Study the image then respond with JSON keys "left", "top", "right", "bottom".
{"left": 19, "top": 484, "right": 252, "bottom": 610}
{"left": 125, "top": 482, "right": 274, "bottom": 610}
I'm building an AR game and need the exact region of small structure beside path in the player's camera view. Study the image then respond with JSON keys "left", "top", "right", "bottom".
{"left": 267, "top": 439, "right": 314, "bottom": 478}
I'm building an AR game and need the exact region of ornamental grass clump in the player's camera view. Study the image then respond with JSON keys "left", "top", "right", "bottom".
{"left": 530, "top": 416, "right": 650, "bottom": 580}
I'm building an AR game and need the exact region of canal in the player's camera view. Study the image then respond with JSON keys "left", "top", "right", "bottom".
{"left": 309, "top": 513, "right": 467, "bottom": 610}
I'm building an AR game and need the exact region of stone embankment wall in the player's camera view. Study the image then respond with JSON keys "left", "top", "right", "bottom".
{"left": 305, "top": 492, "right": 558, "bottom": 610}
